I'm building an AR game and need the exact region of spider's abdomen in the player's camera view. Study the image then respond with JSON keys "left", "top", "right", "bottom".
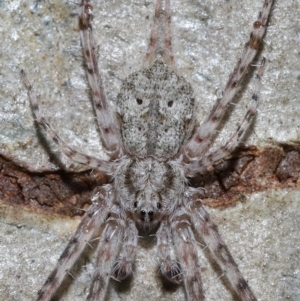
{"left": 117, "top": 60, "right": 195, "bottom": 158}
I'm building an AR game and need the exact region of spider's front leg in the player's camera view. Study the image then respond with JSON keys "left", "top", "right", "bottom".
{"left": 35, "top": 186, "right": 113, "bottom": 301}
{"left": 156, "top": 220, "right": 182, "bottom": 284}
{"left": 188, "top": 199, "right": 258, "bottom": 301}
{"left": 87, "top": 204, "right": 125, "bottom": 301}
{"left": 181, "top": 0, "right": 274, "bottom": 163}
{"left": 171, "top": 208, "right": 205, "bottom": 301}
{"left": 111, "top": 218, "right": 138, "bottom": 281}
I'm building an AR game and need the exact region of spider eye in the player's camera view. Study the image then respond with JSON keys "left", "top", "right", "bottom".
{"left": 157, "top": 202, "right": 162, "bottom": 209}
{"left": 134, "top": 201, "right": 138, "bottom": 208}
{"left": 136, "top": 98, "right": 143, "bottom": 105}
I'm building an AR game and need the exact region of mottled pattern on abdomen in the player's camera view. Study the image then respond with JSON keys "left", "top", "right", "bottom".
{"left": 117, "top": 61, "right": 195, "bottom": 158}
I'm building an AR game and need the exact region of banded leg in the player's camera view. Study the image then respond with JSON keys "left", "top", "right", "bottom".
{"left": 171, "top": 209, "right": 205, "bottom": 301}
{"left": 187, "top": 58, "right": 266, "bottom": 175}
{"left": 87, "top": 208, "right": 124, "bottom": 301}
{"left": 182, "top": 0, "right": 274, "bottom": 161}
{"left": 144, "top": 0, "right": 174, "bottom": 68}
{"left": 111, "top": 218, "right": 138, "bottom": 281}
{"left": 21, "top": 70, "right": 114, "bottom": 173}
{"left": 190, "top": 201, "right": 257, "bottom": 301}
{"left": 79, "top": 1, "right": 122, "bottom": 158}
{"left": 157, "top": 220, "right": 182, "bottom": 283}
{"left": 35, "top": 202, "right": 110, "bottom": 301}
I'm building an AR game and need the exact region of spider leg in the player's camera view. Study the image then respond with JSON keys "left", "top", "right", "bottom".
{"left": 181, "top": 0, "right": 274, "bottom": 162}
{"left": 21, "top": 70, "right": 114, "bottom": 173}
{"left": 171, "top": 208, "right": 205, "bottom": 301}
{"left": 187, "top": 58, "right": 265, "bottom": 175}
{"left": 157, "top": 220, "right": 182, "bottom": 283}
{"left": 35, "top": 198, "right": 111, "bottom": 301}
{"left": 189, "top": 200, "right": 258, "bottom": 301}
{"left": 87, "top": 205, "right": 124, "bottom": 301}
{"left": 143, "top": 0, "right": 174, "bottom": 68}
{"left": 79, "top": 1, "right": 123, "bottom": 158}
{"left": 111, "top": 218, "right": 138, "bottom": 281}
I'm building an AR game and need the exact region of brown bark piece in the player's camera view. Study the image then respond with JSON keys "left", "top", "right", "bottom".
{"left": 1, "top": 143, "right": 299, "bottom": 216}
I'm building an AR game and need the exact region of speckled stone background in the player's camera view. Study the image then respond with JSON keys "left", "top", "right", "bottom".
{"left": 0, "top": 0, "right": 299, "bottom": 300}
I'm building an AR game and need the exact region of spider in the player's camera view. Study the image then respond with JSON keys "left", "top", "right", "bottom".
{"left": 21, "top": 0, "right": 274, "bottom": 300}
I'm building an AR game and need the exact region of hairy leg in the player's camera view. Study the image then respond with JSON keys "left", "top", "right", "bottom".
{"left": 79, "top": 0, "right": 123, "bottom": 158}
{"left": 35, "top": 200, "right": 110, "bottom": 301}
{"left": 189, "top": 200, "right": 257, "bottom": 301}
{"left": 157, "top": 220, "right": 182, "bottom": 283}
{"left": 187, "top": 58, "right": 266, "bottom": 175}
{"left": 143, "top": 0, "right": 174, "bottom": 68}
{"left": 171, "top": 208, "right": 205, "bottom": 301}
{"left": 87, "top": 206, "right": 124, "bottom": 301}
{"left": 21, "top": 70, "right": 114, "bottom": 173}
{"left": 111, "top": 218, "right": 138, "bottom": 281}
{"left": 181, "top": 0, "right": 274, "bottom": 162}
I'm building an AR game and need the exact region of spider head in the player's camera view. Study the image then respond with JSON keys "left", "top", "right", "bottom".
{"left": 133, "top": 185, "right": 162, "bottom": 226}
{"left": 115, "top": 158, "right": 185, "bottom": 227}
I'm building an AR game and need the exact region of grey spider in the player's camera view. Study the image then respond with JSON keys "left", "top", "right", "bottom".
{"left": 21, "top": 0, "right": 274, "bottom": 300}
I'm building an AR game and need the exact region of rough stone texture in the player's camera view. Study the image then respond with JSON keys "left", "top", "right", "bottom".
{"left": 1, "top": 190, "right": 299, "bottom": 301}
{"left": 0, "top": 0, "right": 299, "bottom": 301}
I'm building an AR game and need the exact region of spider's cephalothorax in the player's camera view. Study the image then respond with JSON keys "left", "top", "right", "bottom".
{"left": 115, "top": 157, "right": 188, "bottom": 226}
{"left": 21, "top": 0, "right": 274, "bottom": 300}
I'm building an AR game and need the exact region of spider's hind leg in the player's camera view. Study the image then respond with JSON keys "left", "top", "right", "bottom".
{"left": 187, "top": 58, "right": 266, "bottom": 174}
{"left": 144, "top": 0, "right": 174, "bottom": 68}
{"left": 79, "top": 0, "right": 123, "bottom": 158}
{"left": 181, "top": 0, "right": 274, "bottom": 162}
